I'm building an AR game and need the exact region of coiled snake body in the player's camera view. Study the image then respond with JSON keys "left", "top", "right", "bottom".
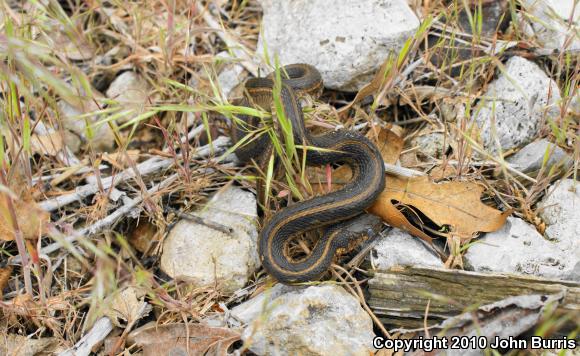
{"left": 232, "top": 64, "right": 385, "bottom": 283}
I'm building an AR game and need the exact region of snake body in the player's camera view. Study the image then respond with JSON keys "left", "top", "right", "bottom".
{"left": 232, "top": 64, "right": 386, "bottom": 283}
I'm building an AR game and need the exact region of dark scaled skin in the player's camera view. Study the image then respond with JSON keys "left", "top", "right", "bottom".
{"left": 231, "top": 64, "right": 386, "bottom": 283}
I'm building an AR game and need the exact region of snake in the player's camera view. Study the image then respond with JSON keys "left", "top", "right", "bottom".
{"left": 231, "top": 63, "right": 386, "bottom": 284}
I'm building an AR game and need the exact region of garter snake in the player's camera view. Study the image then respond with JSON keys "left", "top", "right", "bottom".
{"left": 232, "top": 64, "right": 386, "bottom": 284}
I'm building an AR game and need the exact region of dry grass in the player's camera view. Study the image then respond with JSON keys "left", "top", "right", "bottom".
{"left": 0, "top": 0, "right": 578, "bottom": 353}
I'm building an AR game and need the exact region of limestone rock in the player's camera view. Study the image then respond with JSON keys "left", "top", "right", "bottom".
{"left": 464, "top": 217, "right": 578, "bottom": 281}
{"left": 57, "top": 99, "right": 115, "bottom": 153}
{"left": 231, "top": 284, "right": 297, "bottom": 324}
{"left": 106, "top": 71, "right": 151, "bottom": 120}
{"left": 569, "top": 90, "right": 580, "bottom": 119}
{"left": 473, "top": 56, "right": 560, "bottom": 154}
{"left": 216, "top": 52, "right": 248, "bottom": 99}
{"left": 257, "top": 0, "right": 419, "bottom": 91}
{"left": 371, "top": 228, "right": 443, "bottom": 270}
{"left": 521, "top": 0, "right": 580, "bottom": 51}
{"left": 539, "top": 179, "right": 580, "bottom": 265}
{"left": 241, "top": 284, "right": 375, "bottom": 356}
{"left": 160, "top": 186, "right": 259, "bottom": 294}
{"left": 411, "top": 129, "right": 448, "bottom": 159}
{"left": 506, "top": 139, "right": 572, "bottom": 177}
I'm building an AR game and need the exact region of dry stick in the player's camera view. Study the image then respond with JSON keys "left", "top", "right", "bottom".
{"left": 10, "top": 173, "right": 177, "bottom": 266}
{"left": 59, "top": 298, "right": 150, "bottom": 356}
{"left": 345, "top": 228, "right": 392, "bottom": 270}
{"left": 31, "top": 121, "right": 110, "bottom": 185}
{"left": 58, "top": 317, "right": 114, "bottom": 356}
{"left": 12, "top": 138, "right": 232, "bottom": 265}
{"left": 168, "top": 208, "right": 233, "bottom": 234}
{"left": 39, "top": 135, "right": 230, "bottom": 212}
{"left": 384, "top": 162, "right": 425, "bottom": 177}
{"left": 197, "top": 2, "right": 259, "bottom": 77}
{"left": 39, "top": 156, "right": 170, "bottom": 212}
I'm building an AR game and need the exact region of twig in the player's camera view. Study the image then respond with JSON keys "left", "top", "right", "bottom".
{"left": 58, "top": 317, "right": 114, "bottom": 356}
{"left": 39, "top": 136, "right": 231, "bottom": 212}
{"left": 384, "top": 162, "right": 426, "bottom": 177}
{"left": 32, "top": 163, "right": 109, "bottom": 185}
{"left": 196, "top": 2, "right": 259, "bottom": 77}
{"left": 168, "top": 208, "right": 233, "bottom": 234}
{"left": 331, "top": 264, "right": 391, "bottom": 338}
{"left": 12, "top": 138, "right": 233, "bottom": 264}
{"left": 345, "top": 228, "right": 391, "bottom": 270}
{"left": 10, "top": 173, "right": 177, "bottom": 265}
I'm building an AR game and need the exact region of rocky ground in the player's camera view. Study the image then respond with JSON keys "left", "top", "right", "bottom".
{"left": 0, "top": 0, "right": 578, "bottom": 355}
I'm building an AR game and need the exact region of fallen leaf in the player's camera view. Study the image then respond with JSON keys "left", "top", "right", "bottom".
{"left": 63, "top": 38, "right": 94, "bottom": 61}
{"left": 428, "top": 164, "right": 458, "bottom": 180}
{"left": 102, "top": 287, "right": 151, "bottom": 328}
{"left": 128, "top": 322, "right": 241, "bottom": 356}
{"left": 0, "top": 334, "right": 58, "bottom": 356}
{"left": 369, "top": 176, "right": 510, "bottom": 240}
{"left": 104, "top": 336, "right": 126, "bottom": 355}
{"left": 128, "top": 221, "right": 161, "bottom": 253}
{"left": 370, "top": 127, "right": 404, "bottom": 164}
{"left": 30, "top": 131, "right": 65, "bottom": 156}
{"left": 103, "top": 149, "right": 141, "bottom": 169}
{"left": 0, "top": 265, "right": 12, "bottom": 298}
{"left": 0, "top": 189, "right": 49, "bottom": 241}
{"left": 399, "top": 85, "right": 452, "bottom": 106}
{"left": 307, "top": 165, "right": 352, "bottom": 196}
{"left": 338, "top": 56, "right": 396, "bottom": 114}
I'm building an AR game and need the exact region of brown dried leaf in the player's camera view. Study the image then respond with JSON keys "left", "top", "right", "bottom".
{"left": 0, "top": 334, "right": 58, "bottom": 356}
{"left": 0, "top": 265, "right": 12, "bottom": 298}
{"left": 428, "top": 164, "right": 458, "bottom": 180}
{"left": 128, "top": 221, "right": 161, "bottom": 253}
{"left": 0, "top": 190, "right": 49, "bottom": 241}
{"left": 102, "top": 150, "right": 141, "bottom": 169}
{"left": 128, "top": 322, "right": 240, "bottom": 356}
{"left": 30, "top": 132, "right": 65, "bottom": 156}
{"left": 338, "top": 56, "right": 395, "bottom": 114}
{"left": 63, "top": 38, "right": 94, "bottom": 61}
{"left": 368, "top": 176, "right": 510, "bottom": 240}
{"left": 371, "top": 127, "right": 404, "bottom": 164}
{"left": 102, "top": 287, "right": 151, "bottom": 327}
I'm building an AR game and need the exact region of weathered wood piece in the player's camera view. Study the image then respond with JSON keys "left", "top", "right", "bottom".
{"left": 368, "top": 266, "right": 580, "bottom": 329}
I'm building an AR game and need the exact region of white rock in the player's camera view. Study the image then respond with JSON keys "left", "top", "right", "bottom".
{"left": 106, "top": 71, "right": 151, "bottom": 120}
{"left": 506, "top": 139, "right": 572, "bottom": 176}
{"left": 570, "top": 90, "right": 580, "bottom": 117}
{"left": 216, "top": 52, "right": 248, "bottom": 99}
{"left": 241, "top": 284, "right": 375, "bottom": 356}
{"left": 231, "top": 284, "right": 298, "bottom": 324}
{"left": 473, "top": 56, "right": 561, "bottom": 154}
{"left": 464, "top": 217, "right": 578, "bottom": 281}
{"left": 257, "top": 0, "right": 419, "bottom": 91}
{"left": 57, "top": 100, "right": 115, "bottom": 153}
{"left": 539, "top": 179, "right": 580, "bottom": 256}
{"left": 160, "top": 186, "right": 259, "bottom": 294}
{"left": 371, "top": 228, "right": 443, "bottom": 270}
{"left": 521, "top": 0, "right": 580, "bottom": 51}
{"left": 410, "top": 129, "right": 448, "bottom": 158}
